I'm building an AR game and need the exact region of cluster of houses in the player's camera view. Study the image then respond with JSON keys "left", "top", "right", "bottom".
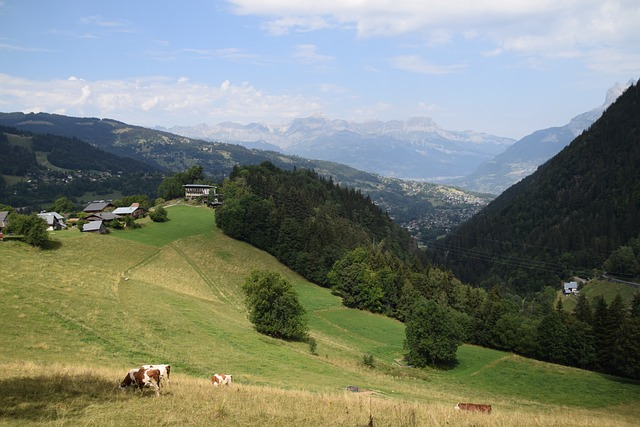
{"left": 29, "top": 200, "right": 147, "bottom": 234}
{"left": 78, "top": 200, "right": 147, "bottom": 233}
{"left": 0, "top": 184, "right": 219, "bottom": 237}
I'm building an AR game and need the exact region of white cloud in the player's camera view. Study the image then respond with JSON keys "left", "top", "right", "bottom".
{"left": 0, "top": 73, "right": 324, "bottom": 126}
{"left": 292, "top": 44, "right": 334, "bottom": 64}
{"left": 0, "top": 42, "right": 54, "bottom": 52}
{"left": 391, "top": 55, "right": 467, "bottom": 75}
{"left": 226, "top": 0, "right": 640, "bottom": 68}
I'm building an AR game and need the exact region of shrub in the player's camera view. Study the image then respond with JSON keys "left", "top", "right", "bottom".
{"left": 242, "top": 270, "right": 308, "bottom": 341}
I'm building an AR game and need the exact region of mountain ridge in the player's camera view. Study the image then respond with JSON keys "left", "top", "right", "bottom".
{"left": 159, "top": 116, "right": 515, "bottom": 181}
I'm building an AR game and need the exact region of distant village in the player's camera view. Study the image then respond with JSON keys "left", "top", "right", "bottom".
{"left": 0, "top": 184, "right": 218, "bottom": 235}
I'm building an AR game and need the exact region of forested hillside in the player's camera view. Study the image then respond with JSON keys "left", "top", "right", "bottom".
{"left": 0, "top": 126, "right": 163, "bottom": 209}
{"left": 433, "top": 81, "right": 640, "bottom": 294}
{"left": 215, "top": 162, "right": 421, "bottom": 287}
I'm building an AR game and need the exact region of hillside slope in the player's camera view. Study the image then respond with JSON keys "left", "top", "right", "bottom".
{"left": 2, "top": 204, "right": 639, "bottom": 425}
{"left": 435, "top": 81, "right": 640, "bottom": 293}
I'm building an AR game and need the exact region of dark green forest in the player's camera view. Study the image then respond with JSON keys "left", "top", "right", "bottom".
{"left": 215, "top": 162, "right": 420, "bottom": 286}
{"left": 432, "top": 81, "right": 640, "bottom": 295}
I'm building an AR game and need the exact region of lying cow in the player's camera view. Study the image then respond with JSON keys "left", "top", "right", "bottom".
{"left": 141, "top": 364, "right": 171, "bottom": 387}
{"left": 119, "top": 367, "right": 162, "bottom": 396}
{"left": 211, "top": 373, "right": 233, "bottom": 386}
{"left": 455, "top": 402, "right": 492, "bottom": 414}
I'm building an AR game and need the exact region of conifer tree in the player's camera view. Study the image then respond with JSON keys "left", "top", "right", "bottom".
{"left": 573, "top": 293, "right": 592, "bottom": 323}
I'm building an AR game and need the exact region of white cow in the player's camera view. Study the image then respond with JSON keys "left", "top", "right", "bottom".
{"left": 119, "top": 367, "right": 162, "bottom": 396}
{"left": 141, "top": 364, "right": 171, "bottom": 387}
{"left": 211, "top": 373, "right": 233, "bottom": 386}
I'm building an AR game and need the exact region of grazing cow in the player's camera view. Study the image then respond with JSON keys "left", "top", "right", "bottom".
{"left": 141, "top": 364, "right": 171, "bottom": 387}
{"left": 119, "top": 367, "right": 162, "bottom": 396}
{"left": 455, "top": 403, "right": 492, "bottom": 414}
{"left": 211, "top": 374, "right": 233, "bottom": 386}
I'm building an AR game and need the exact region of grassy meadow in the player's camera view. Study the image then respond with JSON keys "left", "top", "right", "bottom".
{"left": 561, "top": 279, "right": 639, "bottom": 312}
{"left": 1, "top": 203, "right": 639, "bottom": 426}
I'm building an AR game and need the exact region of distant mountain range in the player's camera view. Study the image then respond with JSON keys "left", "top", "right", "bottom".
{"left": 163, "top": 82, "right": 633, "bottom": 195}
{"left": 160, "top": 116, "right": 515, "bottom": 182}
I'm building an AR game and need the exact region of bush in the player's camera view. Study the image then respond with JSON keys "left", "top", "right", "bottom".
{"left": 308, "top": 337, "right": 318, "bottom": 355}
{"left": 149, "top": 206, "right": 169, "bottom": 222}
{"left": 7, "top": 212, "right": 49, "bottom": 247}
{"left": 363, "top": 354, "right": 375, "bottom": 368}
{"left": 242, "top": 270, "right": 308, "bottom": 341}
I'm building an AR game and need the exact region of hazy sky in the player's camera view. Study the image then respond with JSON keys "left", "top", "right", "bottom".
{"left": 1, "top": 0, "right": 638, "bottom": 139}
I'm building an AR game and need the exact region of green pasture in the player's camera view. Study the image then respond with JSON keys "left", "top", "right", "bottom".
{"left": 1, "top": 204, "right": 639, "bottom": 424}
{"left": 6, "top": 133, "right": 31, "bottom": 148}
{"left": 561, "top": 278, "right": 638, "bottom": 312}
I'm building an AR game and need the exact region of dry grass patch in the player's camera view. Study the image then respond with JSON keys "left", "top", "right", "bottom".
{"left": 1, "top": 362, "right": 637, "bottom": 427}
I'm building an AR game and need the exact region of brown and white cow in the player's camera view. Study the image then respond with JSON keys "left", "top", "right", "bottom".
{"left": 455, "top": 402, "right": 492, "bottom": 413}
{"left": 211, "top": 373, "right": 233, "bottom": 386}
{"left": 141, "top": 364, "right": 171, "bottom": 387}
{"left": 119, "top": 367, "right": 162, "bottom": 396}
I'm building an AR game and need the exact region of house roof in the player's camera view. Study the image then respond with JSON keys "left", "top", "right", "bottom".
{"left": 113, "top": 206, "right": 143, "bottom": 215}
{"left": 97, "top": 212, "right": 120, "bottom": 220}
{"left": 83, "top": 201, "right": 113, "bottom": 212}
{"left": 564, "top": 281, "right": 578, "bottom": 291}
{"left": 183, "top": 184, "right": 216, "bottom": 188}
{"left": 0, "top": 211, "right": 8, "bottom": 226}
{"left": 86, "top": 212, "right": 120, "bottom": 221}
{"left": 37, "top": 211, "right": 65, "bottom": 226}
{"left": 83, "top": 220, "right": 104, "bottom": 232}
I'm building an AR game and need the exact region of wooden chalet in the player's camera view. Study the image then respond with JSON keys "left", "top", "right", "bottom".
{"left": 112, "top": 203, "right": 145, "bottom": 218}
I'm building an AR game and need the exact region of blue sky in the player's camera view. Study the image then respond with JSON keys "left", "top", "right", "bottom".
{"left": 0, "top": 0, "right": 638, "bottom": 139}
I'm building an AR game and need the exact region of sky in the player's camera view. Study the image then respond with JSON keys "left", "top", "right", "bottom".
{"left": 0, "top": 0, "right": 639, "bottom": 140}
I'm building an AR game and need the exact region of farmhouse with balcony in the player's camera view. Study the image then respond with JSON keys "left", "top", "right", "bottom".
{"left": 184, "top": 184, "right": 217, "bottom": 201}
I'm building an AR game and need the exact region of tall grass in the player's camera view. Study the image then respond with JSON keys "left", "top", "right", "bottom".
{"left": 0, "top": 363, "right": 637, "bottom": 427}
{"left": 1, "top": 204, "right": 639, "bottom": 425}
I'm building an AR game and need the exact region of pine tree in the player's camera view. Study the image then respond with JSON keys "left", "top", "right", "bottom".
{"left": 591, "top": 296, "right": 611, "bottom": 372}
{"left": 536, "top": 310, "right": 568, "bottom": 364}
{"left": 573, "top": 293, "right": 592, "bottom": 323}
